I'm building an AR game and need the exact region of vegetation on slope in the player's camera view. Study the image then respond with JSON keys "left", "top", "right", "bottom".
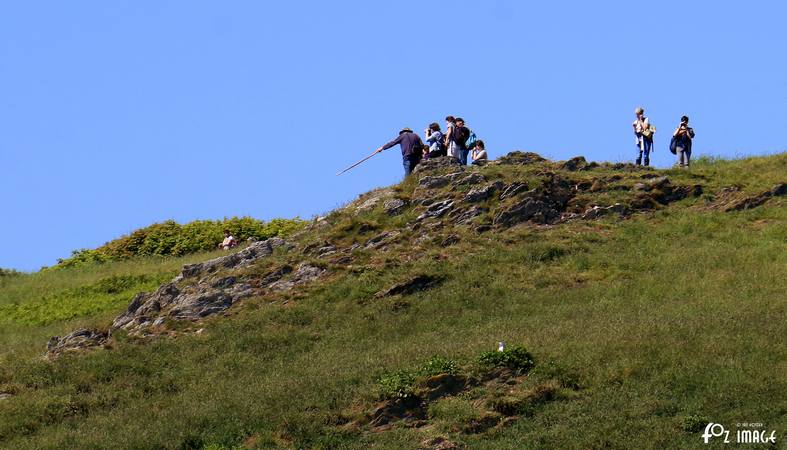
{"left": 55, "top": 217, "right": 305, "bottom": 269}
{"left": 0, "top": 153, "right": 784, "bottom": 449}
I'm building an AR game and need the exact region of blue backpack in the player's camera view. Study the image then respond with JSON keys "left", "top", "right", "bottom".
{"left": 466, "top": 129, "right": 477, "bottom": 149}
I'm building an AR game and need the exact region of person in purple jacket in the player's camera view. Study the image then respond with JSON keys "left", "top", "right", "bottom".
{"left": 375, "top": 127, "right": 424, "bottom": 176}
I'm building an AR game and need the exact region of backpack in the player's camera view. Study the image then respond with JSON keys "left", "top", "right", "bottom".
{"left": 453, "top": 126, "right": 470, "bottom": 147}
{"left": 669, "top": 136, "right": 678, "bottom": 154}
{"left": 466, "top": 129, "right": 477, "bottom": 149}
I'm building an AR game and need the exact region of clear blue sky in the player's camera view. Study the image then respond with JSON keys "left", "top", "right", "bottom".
{"left": 1, "top": 1, "right": 785, "bottom": 271}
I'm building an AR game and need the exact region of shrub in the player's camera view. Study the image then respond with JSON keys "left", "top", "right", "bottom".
{"left": 478, "top": 346, "right": 535, "bottom": 373}
{"left": 377, "top": 370, "right": 416, "bottom": 399}
{"left": 54, "top": 217, "right": 305, "bottom": 268}
{"left": 418, "top": 356, "right": 459, "bottom": 377}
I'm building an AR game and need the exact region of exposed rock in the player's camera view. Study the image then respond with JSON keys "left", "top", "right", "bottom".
{"left": 0, "top": 393, "right": 12, "bottom": 401}
{"left": 418, "top": 174, "right": 458, "bottom": 189}
{"left": 463, "top": 182, "right": 504, "bottom": 203}
{"left": 454, "top": 206, "right": 487, "bottom": 224}
{"left": 493, "top": 197, "right": 560, "bottom": 227}
{"left": 176, "top": 237, "right": 288, "bottom": 282}
{"left": 260, "top": 265, "right": 293, "bottom": 285}
{"left": 212, "top": 276, "right": 236, "bottom": 289}
{"left": 351, "top": 188, "right": 395, "bottom": 214}
{"left": 413, "top": 156, "right": 462, "bottom": 174}
{"left": 559, "top": 156, "right": 594, "bottom": 171}
{"left": 112, "top": 283, "right": 180, "bottom": 329}
{"left": 383, "top": 198, "right": 408, "bottom": 216}
{"left": 364, "top": 230, "right": 402, "bottom": 250}
{"left": 499, "top": 182, "right": 528, "bottom": 200}
{"left": 417, "top": 373, "right": 467, "bottom": 401}
{"left": 268, "top": 263, "right": 326, "bottom": 292}
{"left": 581, "top": 203, "right": 630, "bottom": 219}
{"left": 453, "top": 173, "right": 486, "bottom": 186}
{"left": 374, "top": 275, "right": 442, "bottom": 298}
{"left": 720, "top": 182, "right": 787, "bottom": 211}
{"left": 496, "top": 151, "right": 546, "bottom": 165}
{"left": 416, "top": 199, "right": 454, "bottom": 221}
{"left": 441, "top": 234, "right": 460, "bottom": 247}
{"left": 47, "top": 329, "right": 108, "bottom": 357}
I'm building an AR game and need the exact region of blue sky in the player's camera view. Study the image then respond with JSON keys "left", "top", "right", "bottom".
{"left": 1, "top": 1, "right": 785, "bottom": 271}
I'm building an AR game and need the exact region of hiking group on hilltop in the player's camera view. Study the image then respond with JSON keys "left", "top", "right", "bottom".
{"left": 633, "top": 107, "right": 696, "bottom": 168}
{"left": 374, "top": 116, "right": 486, "bottom": 176}
{"left": 342, "top": 108, "right": 696, "bottom": 177}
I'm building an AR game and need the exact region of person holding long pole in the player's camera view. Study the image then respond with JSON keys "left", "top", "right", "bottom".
{"left": 374, "top": 127, "right": 424, "bottom": 177}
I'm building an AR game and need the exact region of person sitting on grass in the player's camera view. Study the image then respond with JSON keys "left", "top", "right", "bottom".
{"left": 218, "top": 230, "right": 238, "bottom": 250}
{"left": 471, "top": 140, "right": 488, "bottom": 165}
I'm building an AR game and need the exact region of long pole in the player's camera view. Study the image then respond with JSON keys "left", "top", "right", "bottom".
{"left": 336, "top": 150, "right": 380, "bottom": 176}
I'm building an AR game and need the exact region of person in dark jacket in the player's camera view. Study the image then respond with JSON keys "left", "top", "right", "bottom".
{"left": 376, "top": 128, "right": 424, "bottom": 176}
{"left": 673, "top": 116, "right": 695, "bottom": 168}
{"left": 454, "top": 117, "right": 471, "bottom": 165}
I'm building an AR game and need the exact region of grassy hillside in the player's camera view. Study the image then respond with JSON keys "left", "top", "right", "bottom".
{"left": 0, "top": 153, "right": 785, "bottom": 449}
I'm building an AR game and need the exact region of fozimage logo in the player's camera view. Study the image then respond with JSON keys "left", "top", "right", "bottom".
{"left": 702, "top": 422, "right": 777, "bottom": 445}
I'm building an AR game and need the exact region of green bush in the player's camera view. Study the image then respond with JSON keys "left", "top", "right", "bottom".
{"left": 478, "top": 346, "right": 535, "bottom": 373}
{"left": 55, "top": 217, "right": 305, "bottom": 268}
{"left": 377, "top": 370, "right": 416, "bottom": 399}
{"left": 418, "top": 356, "right": 459, "bottom": 377}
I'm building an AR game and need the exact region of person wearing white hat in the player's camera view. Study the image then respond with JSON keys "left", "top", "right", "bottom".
{"left": 632, "top": 107, "right": 654, "bottom": 166}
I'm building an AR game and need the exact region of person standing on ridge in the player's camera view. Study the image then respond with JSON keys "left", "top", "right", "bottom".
{"left": 424, "top": 122, "right": 446, "bottom": 158}
{"left": 444, "top": 116, "right": 459, "bottom": 161}
{"left": 454, "top": 118, "right": 472, "bottom": 165}
{"left": 632, "top": 107, "right": 654, "bottom": 166}
{"left": 672, "top": 116, "right": 695, "bottom": 168}
{"left": 375, "top": 127, "right": 424, "bottom": 176}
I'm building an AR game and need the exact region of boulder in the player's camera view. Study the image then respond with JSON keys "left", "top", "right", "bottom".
{"left": 383, "top": 198, "right": 408, "bottom": 216}
{"left": 364, "top": 230, "right": 402, "bottom": 250}
{"left": 176, "top": 237, "right": 288, "bottom": 282}
{"left": 493, "top": 197, "right": 559, "bottom": 227}
{"left": 416, "top": 199, "right": 454, "bottom": 221}
{"left": 499, "top": 182, "right": 528, "bottom": 200}
{"left": 497, "top": 151, "right": 546, "bottom": 165}
{"left": 413, "top": 156, "right": 462, "bottom": 174}
{"left": 463, "top": 182, "right": 504, "bottom": 203}
{"left": 374, "top": 275, "right": 442, "bottom": 298}
{"left": 47, "top": 329, "right": 108, "bottom": 357}
{"left": 269, "top": 263, "right": 326, "bottom": 292}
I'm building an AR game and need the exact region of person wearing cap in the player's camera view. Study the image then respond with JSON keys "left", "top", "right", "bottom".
{"left": 632, "top": 107, "right": 653, "bottom": 166}
{"left": 375, "top": 127, "right": 424, "bottom": 176}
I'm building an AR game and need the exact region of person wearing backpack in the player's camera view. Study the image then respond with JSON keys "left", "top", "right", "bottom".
{"left": 444, "top": 116, "right": 460, "bottom": 161}
{"left": 424, "top": 122, "right": 446, "bottom": 158}
{"left": 375, "top": 127, "right": 424, "bottom": 176}
{"left": 453, "top": 117, "right": 471, "bottom": 165}
{"left": 632, "top": 107, "right": 655, "bottom": 166}
{"left": 672, "top": 116, "right": 695, "bottom": 168}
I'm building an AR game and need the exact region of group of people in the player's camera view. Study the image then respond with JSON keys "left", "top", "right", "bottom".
{"left": 632, "top": 107, "right": 696, "bottom": 168}
{"left": 376, "top": 116, "right": 487, "bottom": 176}
{"left": 374, "top": 108, "right": 696, "bottom": 177}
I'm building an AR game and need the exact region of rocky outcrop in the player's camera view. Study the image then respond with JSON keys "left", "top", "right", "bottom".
{"left": 559, "top": 156, "right": 598, "bottom": 171}
{"left": 47, "top": 329, "right": 109, "bottom": 358}
{"left": 494, "top": 197, "right": 560, "bottom": 227}
{"left": 374, "top": 275, "right": 443, "bottom": 298}
{"left": 496, "top": 151, "right": 546, "bottom": 165}
{"left": 383, "top": 198, "right": 408, "bottom": 216}
{"left": 413, "top": 156, "right": 462, "bottom": 174}
{"left": 176, "top": 237, "right": 288, "bottom": 282}
{"left": 416, "top": 199, "right": 455, "bottom": 221}
{"left": 581, "top": 203, "right": 630, "bottom": 219}
{"left": 463, "top": 182, "right": 504, "bottom": 203}
{"left": 717, "top": 182, "right": 787, "bottom": 212}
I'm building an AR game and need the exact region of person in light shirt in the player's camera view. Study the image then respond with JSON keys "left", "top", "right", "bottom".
{"left": 219, "top": 230, "right": 238, "bottom": 250}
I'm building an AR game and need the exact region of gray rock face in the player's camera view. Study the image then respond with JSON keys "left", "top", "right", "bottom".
{"left": 496, "top": 151, "right": 546, "bottom": 165}
{"left": 47, "top": 329, "right": 108, "bottom": 357}
{"left": 268, "top": 263, "right": 325, "bottom": 292}
{"left": 559, "top": 156, "right": 598, "bottom": 171}
{"left": 493, "top": 197, "right": 559, "bottom": 227}
{"left": 176, "top": 237, "right": 288, "bottom": 282}
{"left": 383, "top": 198, "right": 408, "bottom": 216}
{"left": 364, "top": 230, "right": 402, "bottom": 250}
{"left": 413, "top": 156, "right": 462, "bottom": 174}
{"left": 499, "top": 182, "right": 528, "bottom": 200}
{"left": 463, "top": 182, "right": 504, "bottom": 203}
{"left": 454, "top": 206, "right": 487, "bottom": 224}
{"left": 581, "top": 203, "right": 630, "bottom": 219}
{"left": 416, "top": 199, "right": 454, "bottom": 221}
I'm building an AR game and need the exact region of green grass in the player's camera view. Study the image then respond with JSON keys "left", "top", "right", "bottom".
{"left": 0, "top": 153, "right": 785, "bottom": 449}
